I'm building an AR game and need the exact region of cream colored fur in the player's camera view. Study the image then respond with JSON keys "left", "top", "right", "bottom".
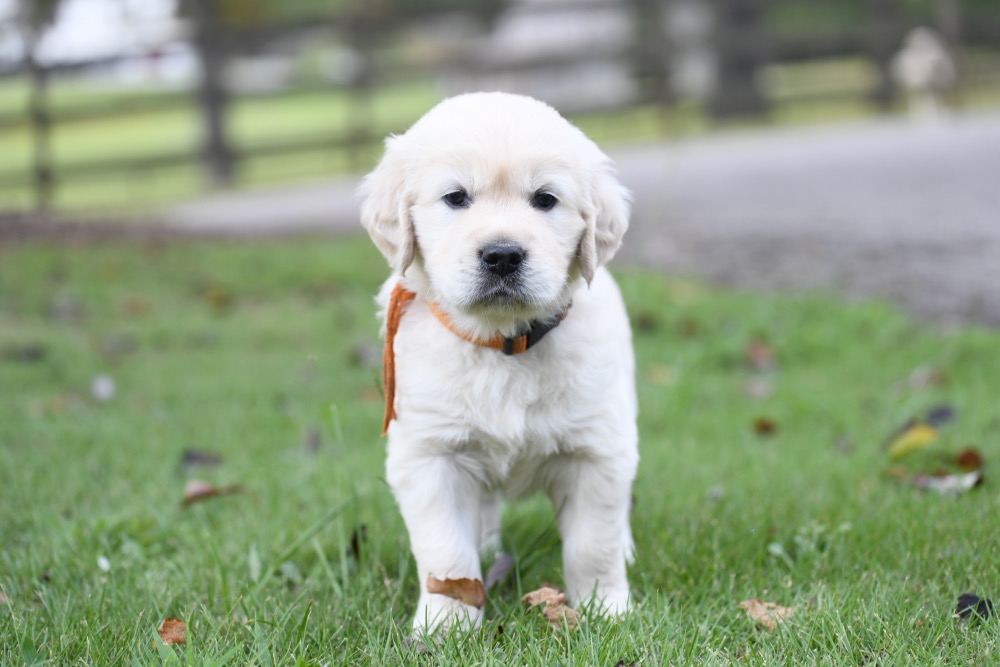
{"left": 359, "top": 92, "right": 637, "bottom": 635}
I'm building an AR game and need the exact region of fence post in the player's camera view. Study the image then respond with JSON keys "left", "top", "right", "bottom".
{"left": 191, "top": 0, "right": 235, "bottom": 187}
{"left": 708, "top": 0, "right": 768, "bottom": 119}
{"left": 866, "top": 0, "right": 901, "bottom": 110}
{"left": 26, "top": 46, "right": 53, "bottom": 214}
{"left": 345, "top": 10, "right": 377, "bottom": 172}
{"left": 630, "top": 0, "right": 672, "bottom": 108}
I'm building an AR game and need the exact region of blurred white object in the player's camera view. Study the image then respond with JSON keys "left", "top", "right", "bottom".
{"left": 892, "top": 27, "right": 956, "bottom": 121}
{"left": 90, "top": 375, "right": 116, "bottom": 403}
{"left": 97, "top": 555, "right": 111, "bottom": 572}
{"left": 226, "top": 55, "right": 297, "bottom": 95}
{"left": 451, "top": 0, "right": 636, "bottom": 113}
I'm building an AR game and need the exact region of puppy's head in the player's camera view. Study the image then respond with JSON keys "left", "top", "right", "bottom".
{"left": 360, "top": 92, "right": 629, "bottom": 335}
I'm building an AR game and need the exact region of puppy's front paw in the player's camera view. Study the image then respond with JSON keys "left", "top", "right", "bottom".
{"left": 575, "top": 585, "right": 631, "bottom": 619}
{"left": 412, "top": 593, "right": 483, "bottom": 636}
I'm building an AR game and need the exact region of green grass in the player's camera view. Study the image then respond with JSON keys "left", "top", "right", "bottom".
{"left": 1, "top": 235, "right": 999, "bottom": 665}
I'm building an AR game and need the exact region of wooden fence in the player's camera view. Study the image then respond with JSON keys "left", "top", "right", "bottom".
{"left": 1, "top": 0, "right": 997, "bottom": 214}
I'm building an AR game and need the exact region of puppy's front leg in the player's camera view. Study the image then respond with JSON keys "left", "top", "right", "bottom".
{"left": 548, "top": 455, "right": 635, "bottom": 616}
{"left": 386, "top": 448, "right": 484, "bottom": 635}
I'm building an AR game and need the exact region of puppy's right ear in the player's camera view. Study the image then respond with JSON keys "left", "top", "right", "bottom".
{"left": 359, "top": 136, "right": 416, "bottom": 273}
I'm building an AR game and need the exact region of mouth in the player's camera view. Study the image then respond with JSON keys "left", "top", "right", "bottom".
{"left": 468, "top": 274, "right": 533, "bottom": 308}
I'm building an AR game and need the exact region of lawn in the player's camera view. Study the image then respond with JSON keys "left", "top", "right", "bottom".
{"left": 1, "top": 235, "right": 998, "bottom": 665}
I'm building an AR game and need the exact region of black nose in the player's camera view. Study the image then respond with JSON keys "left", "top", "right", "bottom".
{"left": 479, "top": 241, "right": 525, "bottom": 278}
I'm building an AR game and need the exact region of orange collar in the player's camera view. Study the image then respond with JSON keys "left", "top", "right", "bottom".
{"left": 381, "top": 283, "right": 569, "bottom": 434}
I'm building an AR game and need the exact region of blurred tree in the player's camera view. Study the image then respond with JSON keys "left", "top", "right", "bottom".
{"left": 15, "top": 0, "right": 62, "bottom": 212}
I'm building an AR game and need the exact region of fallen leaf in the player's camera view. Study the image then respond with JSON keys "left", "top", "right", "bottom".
{"left": 834, "top": 436, "right": 854, "bottom": 455}
{"left": 181, "top": 479, "right": 242, "bottom": 507}
{"left": 351, "top": 341, "right": 380, "bottom": 369}
{"left": 542, "top": 601, "right": 581, "bottom": 629}
{"left": 521, "top": 586, "right": 581, "bottom": 630}
{"left": 426, "top": 575, "right": 485, "bottom": 609}
{"left": 955, "top": 448, "right": 984, "bottom": 472}
{"left": 485, "top": 552, "right": 515, "bottom": 591}
{"left": 884, "top": 405, "right": 957, "bottom": 461}
{"left": 100, "top": 333, "right": 138, "bottom": 360}
{"left": 90, "top": 375, "right": 116, "bottom": 403}
{"left": 739, "top": 598, "right": 794, "bottom": 630}
{"left": 647, "top": 364, "right": 674, "bottom": 386}
{"left": 121, "top": 295, "right": 150, "bottom": 318}
{"left": 913, "top": 470, "right": 982, "bottom": 496}
{"left": 50, "top": 294, "right": 84, "bottom": 323}
{"left": 157, "top": 618, "right": 186, "bottom": 645}
{"left": 745, "top": 338, "right": 776, "bottom": 372}
{"left": 303, "top": 426, "right": 322, "bottom": 453}
{"left": 1, "top": 342, "right": 47, "bottom": 363}
{"left": 632, "top": 311, "right": 659, "bottom": 333}
{"left": 925, "top": 405, "right": 956, "bottom": 427}
{"left": 202, "top": 286, "right": 232, "bottom": 312}
{"left": 886, "top": 420, "right": 939, "bottom": 460}
{"left": 882, "top": 464, "right": 909, "bottom": 480}
{"left": 521, "top": 586, "right": 563, "bottom": 610}
{"left": 900, "top": 366, "right": 948, "bottom": 392}
{"left": 179, "top": 448, "right": 222, "bottom": 471}
{"left": 676, "top": 318, "right": 700, "bottom": 338}
{"left": 753, "top": 417, "right": 777, "bottom": 436}
{"left": 954, "top": 593, "right": 994, "bottom": 621}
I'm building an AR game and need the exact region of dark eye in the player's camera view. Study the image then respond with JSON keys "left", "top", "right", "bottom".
{"left": 531, "top": 191, "right": 557, "bottom": 211}
{"left": 443, "top": 190, "right": 470, "bottom": 209}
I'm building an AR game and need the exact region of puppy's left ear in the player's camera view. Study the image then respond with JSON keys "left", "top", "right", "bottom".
{"left": 578, "top": 160, "right": 631, "bottom": 284}
{"left": 359, "top": 136, "right": 416, "bottom": 273}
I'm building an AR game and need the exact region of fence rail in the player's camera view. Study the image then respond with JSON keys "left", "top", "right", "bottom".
{"left": 1, "top": 0, "right": 997, "bottom": 214}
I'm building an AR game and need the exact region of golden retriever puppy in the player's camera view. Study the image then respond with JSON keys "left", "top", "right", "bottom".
{"left": 360, "top": 92, "right": 637, "bottom": 635}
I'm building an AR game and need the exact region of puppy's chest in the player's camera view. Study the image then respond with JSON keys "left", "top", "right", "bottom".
{"left": 451, "top": 357, "right": 578, "bottom": 484}
{"left": 397, "top": 330, "right": 582, "bottom": 462}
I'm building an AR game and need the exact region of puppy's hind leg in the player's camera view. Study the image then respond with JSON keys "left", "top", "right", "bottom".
{"left": 386, "top": 447, "right": 485, "bottom": 635}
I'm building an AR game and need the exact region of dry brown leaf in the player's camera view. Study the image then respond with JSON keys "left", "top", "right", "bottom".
{"left": 179, "top": 448, "right": 222, "bottom": 471}
{"left": 426, "top": 575, "right": 485, "bottom": 609}
{"left": 156, "top": 617, "right": 186, "bottom": 645}
{"left": 181, "top": 479, "right": 242, "bottom": 508}
{"left": 955, "top": 448, "right": 984, "bottom": 472}
{"left": 542, "top": 600, "right": 581, "bottom": 630}
{"left": 521, "top": 586, "right": 564, "bottom": 609}
{"left": 745, "top": 338, "right": 776, "bottom": 372}
{"left": 521, "top": 586, "right": 581, "bottom": 630}
{"left": 753, "top": 417, "right": 778, "bottom": 436}
{"left": 740, "top": 598, "right": 794, "bottom": 630}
